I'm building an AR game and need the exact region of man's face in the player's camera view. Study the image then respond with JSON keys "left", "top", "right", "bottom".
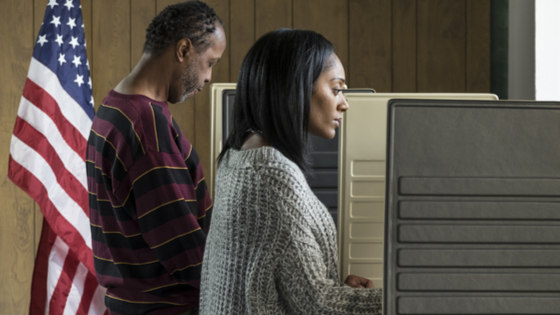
{"left": 177, "top": 23, "right": 227, "bottom": 103}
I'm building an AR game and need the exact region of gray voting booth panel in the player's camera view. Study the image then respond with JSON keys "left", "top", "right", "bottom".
{"left": 384, "top": 99, "right": 560, "bottom": 315}
{"left": 209, "top": 83, "right": 374, "bottom": 224}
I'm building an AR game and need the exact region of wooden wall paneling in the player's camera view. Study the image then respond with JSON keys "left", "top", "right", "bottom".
{"left": 194, "top": 0, "right": 230, "bottom": 178}
{"left": 156, "top": 0, "right": 197, "bottom": 146}
{"left": 229, "top": 0, "right": 255, "bottom": 82}
{"left": 82, "top": 0, "right": 93, "bottom": 75}
{"left": 0, "top": 1, "right": 36, "bottom": 313}
{"left": 92, "top": 0, "right": 130, "bottom": 111}
{"left": 255, "top": 0, "right": 292, "bottom": 38}
{"left": 33, "top": 0, "right": 44, "bottom": 39}
{"left": 33, "top": 0, "right": 45, "bottom": 255}
{"left": 131, "top": 0, "right": 156, "bottom": 67}
{"left": 293, "top": 0, "right": 349, "bottom": 75}
{"left": 466, "top": 0, "right": 491, "bottom": 93}
{"left": 417, "top": 0, "right": 466, "bottom": 92}
{"left": 349, "top": 0, "right": 392, "bottom": 90}
{"left": 392, "top": 0, "right": 417, "bottom": 92}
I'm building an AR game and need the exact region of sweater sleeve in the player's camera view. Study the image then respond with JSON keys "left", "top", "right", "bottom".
{"left": 276, "top": 236, "right": 382, "bottom": 314}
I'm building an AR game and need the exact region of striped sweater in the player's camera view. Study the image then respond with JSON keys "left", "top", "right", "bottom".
{"left": 86, "top": 90, "right": 212, "bottom": 315}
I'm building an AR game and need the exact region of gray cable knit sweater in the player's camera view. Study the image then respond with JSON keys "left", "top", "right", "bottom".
{"left": 200, "top": 147, "right": 382, "bottom": 314}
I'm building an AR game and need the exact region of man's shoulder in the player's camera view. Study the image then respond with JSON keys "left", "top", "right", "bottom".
{"left": 90, "top": 91, "right": 154, "bottom": 156}
{"left": 98, "top": 91, "right": 154, "bottom": 123}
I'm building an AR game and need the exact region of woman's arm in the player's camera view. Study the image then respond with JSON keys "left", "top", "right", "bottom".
{"left": 276, "top": 237, "right": 382, "bottom": 315}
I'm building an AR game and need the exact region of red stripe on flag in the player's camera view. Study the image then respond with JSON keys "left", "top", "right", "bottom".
{"left": 12, "top": 117, "right": 89, "bottom": 215}
{"left": 23, "top": 78, "right": 87, "bottom": 159}
{"left": 8, "top": 156, "right": 95, "bottom": 274}
{"left": 77, "top": 272, "right": 99, "bottom": 315}
{"left": 49, "top": 247, "right": 80, "bottom": 315}
{"left": 29, "top": 219, "right": 58, "bottom": 315}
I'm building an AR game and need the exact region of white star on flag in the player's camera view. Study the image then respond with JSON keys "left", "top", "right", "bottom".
{"left": 88, "top": 77, "right": 92, "bottom": 89}
{"left": 69, "top": 36, "right": 79, "bottom": 48}
{"left": 37, "top": 34, "right": 48, "bottom": 46}
{"left": 58, "top": 53, "right": 66, "bottom": 66}
{"left": 50, "top": 15, "right": 61, "bottom": 27}
{"left": 55, "top": 34, "right": 64, "bottom": 46}
{"left": 47, "top": 0, "right": 58, "bottom": 9}
{"left": 90, "top": 96, "right": 95, "bottom": 106}
{"left": 67, "top": 17, "right": 76, "bottom": 29}
{"left": 64, "top": 0, "right": 74, "bottom": 10}
{"left": 86, "top": 59, "right": 89, "bottom": 70}
{"left": 74, "top": 74, "right": 84, "bottom": 87}
{"left": 71, "top": 55, "right": 82, "bottom": 67}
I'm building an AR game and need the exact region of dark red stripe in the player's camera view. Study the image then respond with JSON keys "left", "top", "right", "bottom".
{"left": 13, "top": 117, "right": 89, "bottom": 215}
{"left": 29, "top": 219, "right": 58, "bottom": 315}
{"left": 135, "top": 184, "right": 197, "bottom": 218}
{"left": 93, "top": 118, "right": 136, "bottom": 167}
{"left": 94, "top": 263, "right": 179, "bottom": 289}
{"left": 8, "top": 157, "right": 95, "bottom": 274}
{"left": 90, "top": 147, "right": 124, "bottom": 193}
{"left": 76, "top": 272, "right": 99, "bottom": 315}
{"left": 89, "top": 210, "right": 141, "bottom": 236}
{"left": 108, "top": 287, "right": 199, "bottom": 305}
{"left": 160, "top": 245, "right": 204, "bottom": 278}
{"left": 23, "top": 78, "right": 87, "bottom": 159}
{"left": 49, "top": 244, "right": 80, "bottom": 315}
{"left": 141, "top": 214, "right": 200, "bottom": 249}
{"left": 92, "top": 240, "right": 156, "bottom": 264}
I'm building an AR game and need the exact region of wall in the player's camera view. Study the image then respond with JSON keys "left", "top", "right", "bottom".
{"left": 535, "top": 0, "right": 560, "bottom": 101}
{"left": 0, "top": 0, "right": 490, "bottom": 313}
{"left": 509, "top": 0, "right": 535, "bottom": 100}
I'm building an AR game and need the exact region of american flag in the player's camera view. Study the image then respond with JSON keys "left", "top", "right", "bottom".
{"left": 8, "top": 0, "right": 107, "bottom": 314}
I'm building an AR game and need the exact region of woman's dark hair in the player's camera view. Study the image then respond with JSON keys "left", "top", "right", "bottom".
{"left": 143, "top": 1, "right": 223, "bottom": 56}
{"left": 218, "top": 28, "right": 335, "bottom": 176}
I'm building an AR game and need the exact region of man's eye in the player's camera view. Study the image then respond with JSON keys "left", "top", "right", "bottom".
{"left": 333, "top": 89, "right": 341, "bottom": 95}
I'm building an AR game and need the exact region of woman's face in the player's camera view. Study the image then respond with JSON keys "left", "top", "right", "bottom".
{"left": 308, "top": 54, "right": 349, "bottom": 139}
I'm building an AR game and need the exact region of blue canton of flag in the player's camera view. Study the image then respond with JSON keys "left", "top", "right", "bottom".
{"left": 35, "top": 0, "right": 94, "bottom": 118}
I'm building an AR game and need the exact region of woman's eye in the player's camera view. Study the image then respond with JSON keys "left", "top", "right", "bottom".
{"left": 333, "top": 89, "right": 341, "bottom": 95}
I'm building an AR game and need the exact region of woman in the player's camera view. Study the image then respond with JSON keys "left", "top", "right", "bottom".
{"left": 200, "top": 29, "right": 382, "bottom": 314}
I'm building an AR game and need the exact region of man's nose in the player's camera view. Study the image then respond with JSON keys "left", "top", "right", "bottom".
{"left": 205, "top": 70, "right": 212, "bottom": 83}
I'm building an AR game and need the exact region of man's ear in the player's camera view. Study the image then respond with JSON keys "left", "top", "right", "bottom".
{"left": 176, "top": 38, "right": 193, "bottom": 63}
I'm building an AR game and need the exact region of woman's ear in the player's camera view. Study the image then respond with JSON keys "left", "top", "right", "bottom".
{"left": 176, "top": 38, "right": 193, "bottom": 63}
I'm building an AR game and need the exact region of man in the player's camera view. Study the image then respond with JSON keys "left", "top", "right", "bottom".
{"left": 86, "top": 2, "right": 226, "bottom": 314}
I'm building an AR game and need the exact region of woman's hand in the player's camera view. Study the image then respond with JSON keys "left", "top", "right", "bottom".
{"left": 344, "top": 275, "right": 374, "bottom": 288}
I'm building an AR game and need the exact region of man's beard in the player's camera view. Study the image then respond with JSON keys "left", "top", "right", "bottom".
{"left": 178, "top": 56, "right": 199, "bottom": 103}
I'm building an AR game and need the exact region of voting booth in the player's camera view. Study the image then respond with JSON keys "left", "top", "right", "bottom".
{"left": 338, "top": 93, "right": 498, "bottom": 289}
{"left": 384, "top": 99, "right": 560, "bottom": 315}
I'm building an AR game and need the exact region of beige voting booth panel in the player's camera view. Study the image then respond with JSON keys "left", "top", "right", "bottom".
{"left": 209, "top": 83, "right": 236, "bottom": 199}
{"left": 338, "top": 93, "right": 498, "bottom": 288}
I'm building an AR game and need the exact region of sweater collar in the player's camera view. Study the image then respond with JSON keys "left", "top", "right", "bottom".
{"left": 223, "top": 146, "right": 296, "bottom": 168}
